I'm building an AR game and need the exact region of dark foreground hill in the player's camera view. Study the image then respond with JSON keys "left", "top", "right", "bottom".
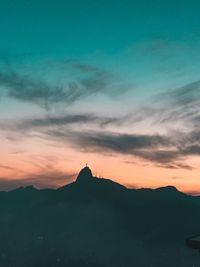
{"left": 0, "top": 166, "right": 199, "bottom": 267}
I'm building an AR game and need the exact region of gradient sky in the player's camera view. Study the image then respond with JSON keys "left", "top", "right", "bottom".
{"left": 1, "top": 0, "right": 200, "bottom": 194}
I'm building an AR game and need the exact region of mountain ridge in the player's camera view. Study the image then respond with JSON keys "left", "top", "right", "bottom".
{"left": 2, "top": 166, "right": 191, "bottom": 198}
{"left": 0, "top": 166, "right": 199, "bottom": 266}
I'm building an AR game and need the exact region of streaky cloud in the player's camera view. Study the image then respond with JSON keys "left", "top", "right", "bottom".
{"left": 43, "top": 129, "right": 196, "bottom": 170}
{"left": 1, "top": 111, "right": 198, "bottom": 170}
{"left": 0, "top": 61, "right": 128, "bottom": 108}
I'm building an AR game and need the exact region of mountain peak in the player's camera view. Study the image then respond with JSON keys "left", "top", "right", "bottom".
{"left": 76, "top": 166, "right": 93, "bottom": 183}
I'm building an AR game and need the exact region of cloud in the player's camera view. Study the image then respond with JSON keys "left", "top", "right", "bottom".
{"left": 64, "top": 59, "right": 100, "bottom": 73}
{"left": 12, "top": 113, "right": 126, "bottom": 131}
{"left": 16, "top": 114, "right": 101, "bottom": 129}
{"left": 0, "top": 70, "right": 65, "bottom": 107}
{"left": 128, "top": 80, "right": 200, "bottom": 128}
{"left": 1, "top": 74, "right": 200, "bottom": 171}
{"left": 0, "top": 165, "right": 15, "bottom": 171}
{"left": 181, "top": 145, "right": 200, "bottom": 156}
{"left": 151, "top": 80, "right": 200, "bottom": 124}
{"left": 67, "top": 131, "right": 170, "bottom": 153}
{"left": 43, "top": 129, "right": 184, "bottom": 167}
{"left": 0, "top": 61, "right": 128, "bottom": 108}
{"left": 1, "top": 109, "right": 197, "bottom": 170}
{"left": 0, "top": 111, "right": 130, "bottom": 147}
{"left": 40, "top": 129, "right": 198, "bottom": 169}
{"left": 166, "top": 80, "right": 200, "bottom": 106}
{"left": 156, "top": 162, "right": 193, "bottom": 171}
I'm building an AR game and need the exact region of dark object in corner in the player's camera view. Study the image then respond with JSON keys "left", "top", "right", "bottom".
{"left": 186, "top": 235, "right": 200, "bottom": 250}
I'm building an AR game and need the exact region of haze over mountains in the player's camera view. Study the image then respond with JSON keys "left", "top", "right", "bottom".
{"left": 0, "top": 166, "right": 199, "bottom": 267}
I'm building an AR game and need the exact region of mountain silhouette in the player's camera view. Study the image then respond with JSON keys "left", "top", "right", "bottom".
{"left": 76, "top": 166, "right": 93, "bottom": 182}
{"left": 0, "top": 166, "right": 199, "bottom": 267}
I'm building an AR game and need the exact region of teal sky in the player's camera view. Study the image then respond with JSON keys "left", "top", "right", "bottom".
{"left": 1, "top": 0, "right": 200, "bottom": 97}
{"left": 1, "top": 0, "right": 200, "bottom": 193}
{"left": 0, "top": 0, "right": 199, "bottom": 56}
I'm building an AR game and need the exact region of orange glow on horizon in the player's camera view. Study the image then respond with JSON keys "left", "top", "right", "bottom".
{"left": 1, "top": 144, "right": 200, "bottom": 195}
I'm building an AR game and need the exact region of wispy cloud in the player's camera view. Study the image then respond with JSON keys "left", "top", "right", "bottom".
{"left": 1, "top": 70, "right": 200, "bottom": 171}
{"left": 0, "top": 61, "right": 128, "bottom": 108}
{"left": 0, "top": 164, "right": 15, "bottom": 171}
{"left": 138, "top": 80, "right": 200, "bottom": 125}
{"left": 11, "top": 113, "right": 126, "bottom": 130}
{"left": 1, "top": 109, "right": 199, "bottom": 170}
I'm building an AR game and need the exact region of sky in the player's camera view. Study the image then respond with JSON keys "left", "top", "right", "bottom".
{"left": 1, "top": 0, "right": 200, "bottom": 194}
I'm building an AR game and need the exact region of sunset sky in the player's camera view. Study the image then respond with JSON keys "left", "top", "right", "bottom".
{"left": 1, "top": 0, "right": 200, "bottom": 194}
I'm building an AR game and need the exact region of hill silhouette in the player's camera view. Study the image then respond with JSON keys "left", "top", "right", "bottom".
{"left": 0, "top": 166, "right": 199, "bottom": 267}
